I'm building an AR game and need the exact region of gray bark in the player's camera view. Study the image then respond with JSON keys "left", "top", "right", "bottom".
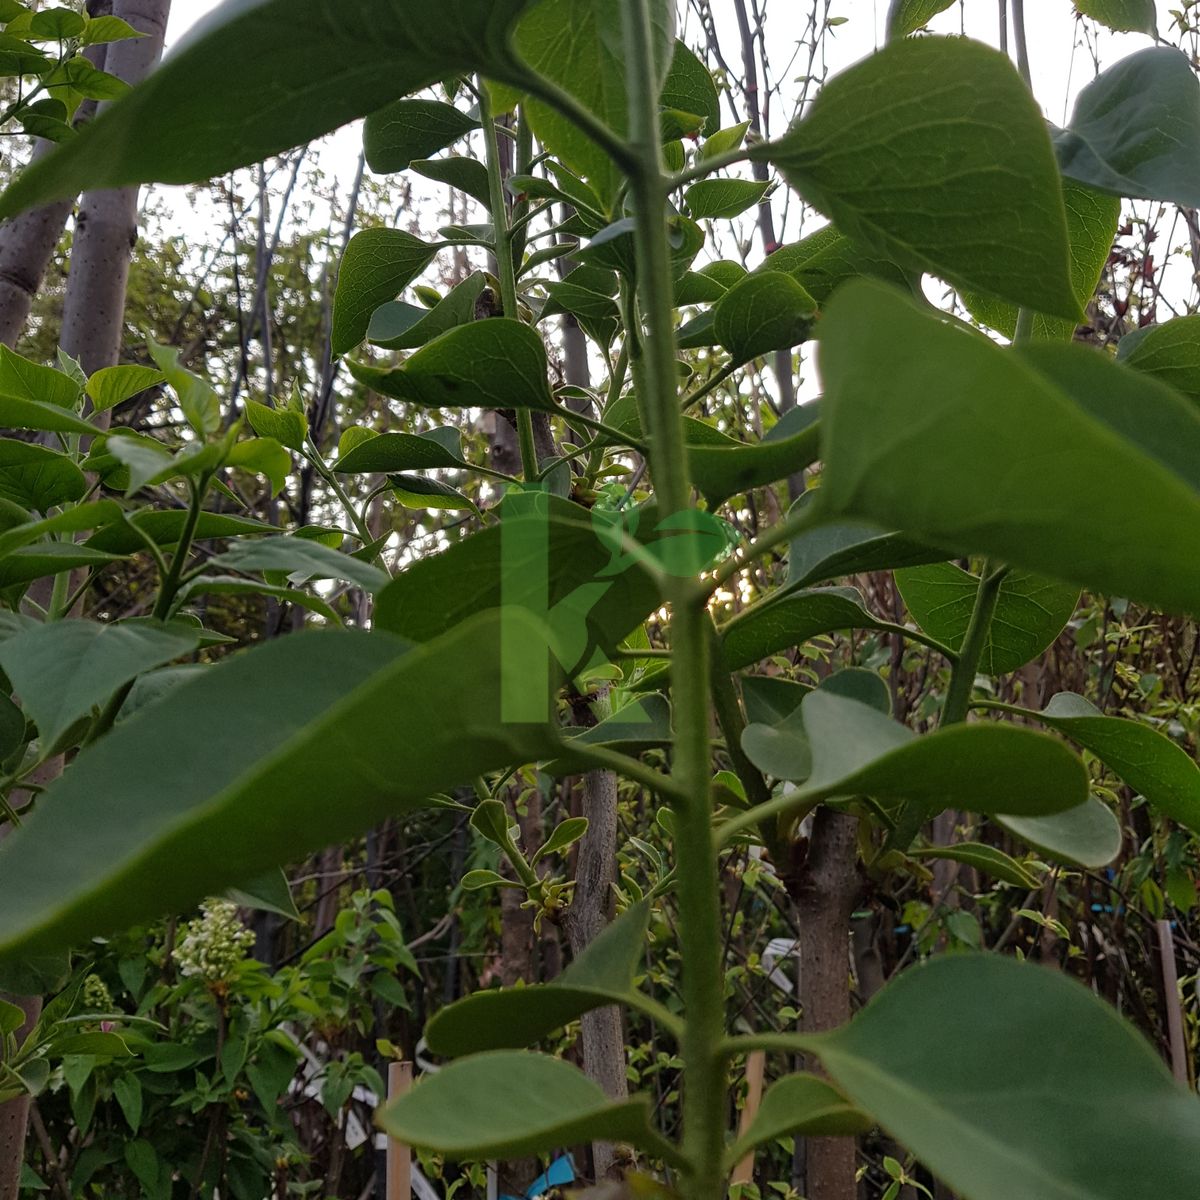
{"left": 790, "top": 809, "right": 861, "bottom": 1200}
{"left": 60, "top": 0, "right": 172, "bottom": 379}
{"left": 0, "top": 0, "right": 112, "bottom": 349}
{"left": 564, "top": 758, "right": 628, "bottom": 1181}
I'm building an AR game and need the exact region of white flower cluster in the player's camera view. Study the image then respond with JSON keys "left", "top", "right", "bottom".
{"left": 173, "top": 899, "right": 256, "bottom": 984}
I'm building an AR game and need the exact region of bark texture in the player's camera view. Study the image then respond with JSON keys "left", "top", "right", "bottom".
{"left": 0, "top": 0, "right": 112, "bottom": 349}
{"left": 59, "top": 0, "right": 172, "bottom": 379}
{"left": 564, "top": 759, "right": 628, "bottom": 1181}
{"left": 789, "top": 809, "right": 861, "bottom": 1200}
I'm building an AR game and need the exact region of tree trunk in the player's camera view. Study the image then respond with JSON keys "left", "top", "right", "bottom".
{"left": 60, "top": 0, "right": 172, "bottom": 380}
{"left": 0, "top": 995, "right": 40, "bottom": 1200}
{"left": 564, "top": 754, "right": 628, "bottom": 1181}
{"left": 789, "top": 809, "right": 860, "bottom": 1200}
{"left": 0, "top": 0, "right": 113, "bottom": 349}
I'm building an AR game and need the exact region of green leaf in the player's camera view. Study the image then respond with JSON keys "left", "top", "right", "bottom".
{"left": 470, "top": 798, "right": 517, "bottom": 850}
{"left": 146, "top": 340, "right": 219, "bottom": 438}
{"left": 367, "top": 272, "right": 486, "bottom": 350}
{"left": 227, "top": 437, "right": 291, "bottom": 496}
{"left": 1117, "top": 315, "right": 1200, "bottom": 406}
{"left": 80, "top": 14, "right": 145, "bottom": 46}
{"left": 460, "top": 869, "right": 517, "bottom": 891}
{"left": 887, "top": 0, "right": 955, "bottom": 37}
{"left": 426, "top": 901, "right": 650, "bottom": 1056}
{"left": 173, "top": 575, "right": 339, "bottom": 624}
{"left": 660, "top": 40, "right": 720, "bottom": 137}
{"left": 412, "top": 155, "right": 491, "bottom": 207}
{"left": 809, "top": 954, "right": 1200, "bottom": 1200}
{"left": 0, "top": 345, "right": 81, "bottom": 409}
{"left": 997, "top": 797, "right": 1122, "bottom": 868}
{"left": 0, "top": 611, "right": 559, "bottom": 961}
{"left": 817, "top": 281, "right": 1200, "bottom": 616}
{"left": 29, "top": 7, "right": 84, "bottom": 40}
{"left": 0, "top": 544, "right": 121, "bottom": 590}
{"left": 740, "top": 702, "right": 813, "bottom": 783}
{"left": 112, "top": 1074, "right": 142, "bottom": 1133}
{"left": 742, "top": 690, "right": 1087, "bottom": 818}
{"left": 910, "top": 843, "right": 1040, "bottom": 889}
{"left": 511, "top": 0, "right": 674, "bottom": 200}
{"left": 722, "top": 586, "right": 893, "bottom": 673}
{"left": 787, "top": 496, "right": 942, "bottom": 589}
{"left": 350, "top": 318, "right": 556, "bottom": 411}
{"left": 758, "top": 224, "right": 913, "bottom": 309}
{"left": 225, "top": 869, "right": 299, "bottom": 920}
{"left": 712, "top": 271, "right": 815, "bottom": 365}
{"left": 1055, "top": 47, "right": 1200, "bottom": 207}
{"left": 209, "top": 536, "right": 389, "bottom": 593}
{"left": 332, "top": 229, "right": 437, "bottom": 356}
{"left": 364, "top": 98, "right": 478, "bottom": 173}
{"left": 1075, "top": 0, "right": 1156, "bottom": 30}
{"left": 374, "top": 495, "right": 662, "bottom": 672}
{"left": 334, "top": 430, "right": 464, "bottom": 474}
{"left": 759, "top": 37, "right": 1077, "bottom": 319}
{"left": 0, "top": 997, "right": 25, "bottom": 1035}
{"left": 700, "top": 121, "right": 750, "bottom": 161}
{"left": 964, "top": 180, "right": 1120, "bottom": 340}
{"left": 0, "top": 0, "right": 540, "bottom": 219}
{"left": 0, "top": 391, "right": 94, "bottom": 436}
{"left": 895, "top": 564, "right": 1078, "bottom": 675}
{"left": 532, "top": 816, "right": 588, "bottom": 865}
{"left": 727, "top": 1074, "right": 871, "bottom": 1165}
{"left": 0, "top": 440, "right": 86, "bottom": 512}
{"left": 0, "top": 693, "right": 26, "bottom": 761}
{"left": 243, "top": 398, "right": 307, "bottom": 451}
{"left": 1020, "top": 692, "right": 1200, "bottom": 834}
{"left": 378, "top": 1050, "right": 661, "bottom": 1160}
{"left": 84, "top": 510, "right": 272, "bottom": 556}
{"left": 84, "top": 364, "right": 164, "bottom": 413}
{"left": 684, "top": 178, "right": 770, "bottom": 221}
{"left": 606, "top": 395, "right": 820, "bottom": 507}
{"left": 0, "top": 619, "right": 200, "bottom": 747}
{"left": 390, "top": 473, "right": 477, "bottom": 513}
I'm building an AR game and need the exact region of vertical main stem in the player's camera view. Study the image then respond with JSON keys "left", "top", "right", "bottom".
{"left": 479, "top": 82, "right": 538, "bottom": 481}
{"left": 619, "top": 1, "right": 725, "bottom": 1193}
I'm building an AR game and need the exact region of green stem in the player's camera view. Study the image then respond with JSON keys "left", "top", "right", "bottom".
{"left": 681, "top": 361, "right": 738, "bottom": 412}
{"left": 480, "top": 83, "right": 538, "bottom": 482}
{"left": 940, "top": 561, "right": 1006, "bottom": 726}
{"left": 303, "top": 436, "right": 378, "bottom": 551}
{"left": 620, "top": 0, "right": 725, "bottom": 1192}
{"left": 87, "top": 480, "right": 208, "bottom": 748}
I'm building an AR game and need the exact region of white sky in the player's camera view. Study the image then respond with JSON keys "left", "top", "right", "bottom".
{"left": 149, "top": 0, "right": 1189, "bottom": 405}
{"left": 152, "top": 0, "right": 1177, "bottom": 254}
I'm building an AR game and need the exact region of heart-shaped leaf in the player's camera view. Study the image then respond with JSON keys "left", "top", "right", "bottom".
{"left": 895, "top": 563, "right": 1078, "bottom": 675}
{"left": 805, "top": 954, "right": 1200, "bottom": 1200}
{"left": 332, "top": 229, "right": 437, "bottom": 356}
{"left": 364, "top": 98, "right": 478, "bottom": 174}
{"left": 759, "top": 37, "right": 1077, "bottom": 318}
{"left": 1055, "top": 47, "right": 1200, "bottom": 206}
{"left": 0, "top": 619, "right": 201, "bottom": 747}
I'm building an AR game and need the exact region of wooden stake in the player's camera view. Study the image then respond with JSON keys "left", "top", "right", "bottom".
{"left": 386, "top": 1061, "right": 413, "bottom": 1200}
{"left": 731, "top": 1050, "right": 766, "bottom": 1186}
{"left": 1157, "top": 920, "right": 1189, "bottom": 1085}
